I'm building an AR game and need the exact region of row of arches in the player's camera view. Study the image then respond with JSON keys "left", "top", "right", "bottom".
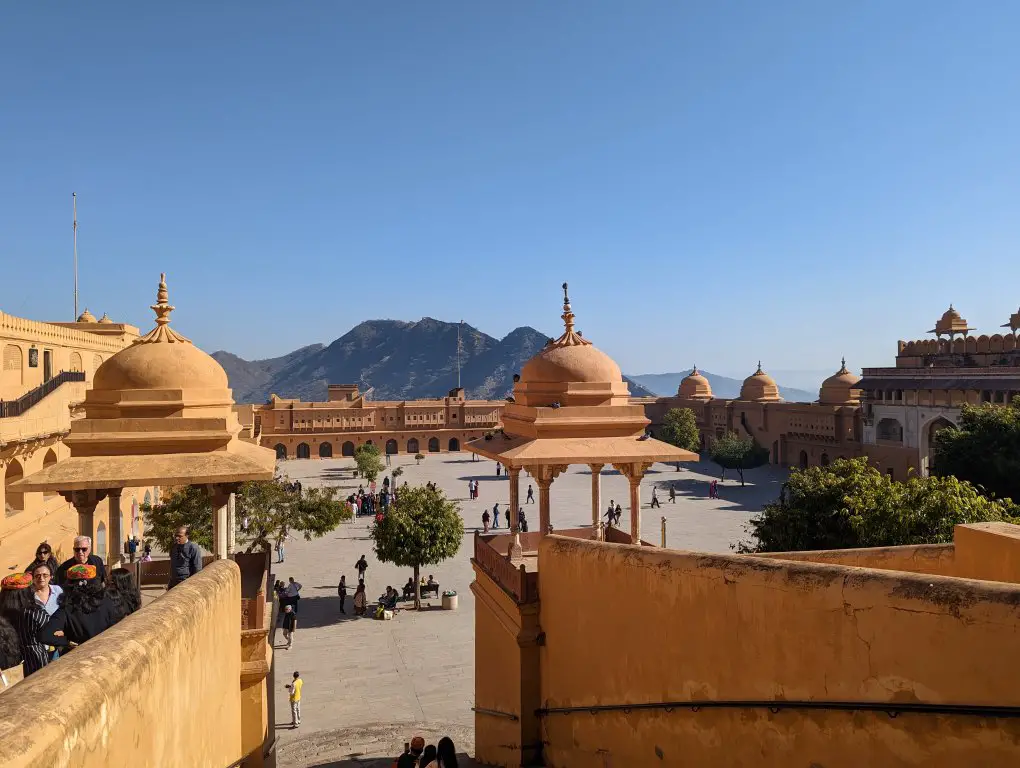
{"left": 274, "top": 436, "right": 462, "bottom": 460}
{"left": 902, "top": 334, "right": 1018, "bottom": 357}
{"left": 2, "top": 343, "right": 104, "bottom": 389}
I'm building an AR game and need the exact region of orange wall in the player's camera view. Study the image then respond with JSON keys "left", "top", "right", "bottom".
{"left": 754, "top": 542, "right": 959, "bottom": 577}
{"left": 536, "top": 535, "right": 1020, "bottom": 767}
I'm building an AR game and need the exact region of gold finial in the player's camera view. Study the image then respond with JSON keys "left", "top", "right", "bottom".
{"left": 547, "top": 281, "right": 590, "bottom": 347}
{"left": 839, "top": 356, "right": 848, "bottom": 374}
{"left": 561, "top": 281, "right": 575, "bottom": 334}
{"left": 692, "top": 364, "right": 698, "bottom": 374}
{"left": 137, "top": 272, "right": 191, "bottom": 345}
{"left": 756, "top": 361, "right": 763, "bottom": 374}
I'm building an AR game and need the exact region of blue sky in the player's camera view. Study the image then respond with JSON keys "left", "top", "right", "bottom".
{"left": 2, "top": 3, "right": 1019, "bottom": 379}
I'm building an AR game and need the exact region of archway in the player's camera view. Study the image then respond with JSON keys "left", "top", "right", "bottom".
{"left": 319, "top": 442, "right": 333, "bottom": 458}
{"left": 428, "top": 437, "right": 440, "bottom": 453}
{"left": 925, "top": 417, "right": 957, "bottom": 475}
{"left": 4, "top": 458, "right": 24, "bottom": 516}
{"left": 274, "top": 444, "right": 288, "bottom": 460}
{"left": 144, "top": 490, "right": 152, "bottom": 508}
{"left": 820, "top": 453, "right": 830, "bottom": 467}
{"left": 42, "top": 448, "right": 58, "bottom": 498}
{"left": 448, "top": 437, "right": 460, "bottom": 452}
{"left": 407, "top": 438, "right": 419, "bottom": 454}
{"left": 296, "top": 443, "right": 310, "bottom": 459}
{"left": 876, "top": 418, "right": 904, "bottom": 443}
{"left": 798, "top": 450, "right": 808, "bottom": 469}
{"left": 96, "top": 521, "right": 107, "bottom": 562}
{"left": 385, "top": 439, "right": 398, "bottom": 455}
{"left": 341, "top": 441, "right": 355, "bottom": 457}
{"left": 771, "top": 440, "right": 779, "bottom": 465}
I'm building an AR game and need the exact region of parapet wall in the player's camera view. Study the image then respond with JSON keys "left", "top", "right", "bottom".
{"left": 537, "top": 535, "right": 1020, "bottom": 767}
{"left": 0, "top": 560, "right": 243, "bottom": 768}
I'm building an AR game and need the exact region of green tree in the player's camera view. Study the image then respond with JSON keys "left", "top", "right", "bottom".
{"left": 709, "top": 433, "right": 769, "bottom": 486}
{"left": 660, "top": 407, "right": 700, "bottom": 469}
{"left": 414, "top": 453, "right": 425, "bottom": 465}
{"left": 741, "top": 457, "right": 1016, "bottom": 553}
{"left": 932, "top": 398, "right": 1020, "bottom": 505}
{"left": 391, "top": 466, "right": 404, "bottom": 485}
{"left": 371, "top": 483, "right": 463, "bottom": 609}
{"left": 143, "top": 479, "right": 351, "bottom": 554}
{"left": 354, "top": 444, "right": 385, "bottom": 482}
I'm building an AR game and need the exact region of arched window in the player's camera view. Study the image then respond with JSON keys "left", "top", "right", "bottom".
{"left": 93, "top": 354, "right": 103, "bottom": 371}
{"left": 42, "top": 449, "right": 58, "bottom": 498}
{"left": 385, "top": 439, "right": 398, "bottom": 455}
{"left": 274, "top": 444, "right": 288, "bottom": 460}
{"left": 798, "top": 450, "right": 808, "bottom": 469}
{"left": 448, "top": 437, "right": 460, "bottom": 452}
{"left": 820, "top": 453, "right": 830, "bottom": 467}
{"left": 296, "top": 443, "right": 310, "bottom": 459}
{"left": 877, "top": 418, "right": 904, "bottom": 443}
{"left": 3, "top": 344, "right": 23, "bottom": 388}
{"left": 319, "top": 442, "right": 333, "bottom": 458}
{"left": 428, "top": 437, "right": 440, "bottom": 453}
{"left": 4, "top": 458, "right": 25, "bottom": 516}
{"left": 407, "top": 438, "right": 419, "bottom": 454}
{"left": 96, "top": 521, "right": 107, "bottom": 562}
{"left": 143, "top": 490, "right": 152, "bottom": 508}
{"left": 69, "top": 351, "right": 83, "bottom": 372}
{"left": 342, "top": 441, "right": 355, "bottom": 457}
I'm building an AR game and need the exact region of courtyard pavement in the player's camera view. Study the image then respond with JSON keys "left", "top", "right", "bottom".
{"left": 273, "top": 452, "right": 787, "bottom": 766}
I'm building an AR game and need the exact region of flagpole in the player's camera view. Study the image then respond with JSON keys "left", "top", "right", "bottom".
{"left": 457, "top": 321, "right": 462, "bottom": 389}
{"left": 72, "top": 192, "right": 79, "bottom": 320}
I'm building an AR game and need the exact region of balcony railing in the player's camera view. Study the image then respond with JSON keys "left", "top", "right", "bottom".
{"left": 0, "top": 370, "right": 85, "bottom": 418}
{"left": 473, "top": 531, "right": 538, "bottom": 604}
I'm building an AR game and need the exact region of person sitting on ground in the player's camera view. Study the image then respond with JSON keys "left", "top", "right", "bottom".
{"left": 353, "top": 582, "right": 368, "bottom": 617}
{"left": 108, "top": 567, "right": 141, "bottom": 622}
{"left": 39, "top": 564, "right": 120, "bottom": 650}
{"left": 395, "top": 735, "right": 426, "bottom": 768}
{"left": 403, "top": 578, "right": 415, "bottom": 600}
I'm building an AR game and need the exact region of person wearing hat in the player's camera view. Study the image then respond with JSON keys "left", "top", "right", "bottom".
{"left": 38, "top": 563, "right": 119, "bottom": 650}
{"left": 394, "top": 736, "right": 426, "bottom": 768}
{"left": 0, "top": 573, "right": 50, "bottom": 677}
{"left": 54, "top": 536, "right": 107, "bottom": 587}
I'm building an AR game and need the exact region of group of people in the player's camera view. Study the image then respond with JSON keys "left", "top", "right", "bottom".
{"left": 480, "top": 504, "right": 528, "bottom": 533}
{"left": 395, "top": 734, "right": 460, "bottom": 767}
{"left": 350, "top": 476, "right": 403, "bottom": 519}
{"left": 273, "top": 576, "right": 303, "bottom": 649}
{"left": 0, "top": 536, "right": 141, "bottom": 683}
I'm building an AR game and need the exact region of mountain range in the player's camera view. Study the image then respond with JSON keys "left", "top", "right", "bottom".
{"left": 627, "top": 371, "right": 816, "bottom": 403}
{"left": 212, "top": 319, "right": 814, "bottom": 405}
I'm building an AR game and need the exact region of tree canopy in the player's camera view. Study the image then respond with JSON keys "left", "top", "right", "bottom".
{"left": 741, "top": 457, "right": 1017, "bottom": 553}
{"left": 932, "top": 398, "right": 1020, "bottom": 505}
{"left": 143, "top": 479, "right": 350, "bottom": 553}
{"left": 354, "top": 443, "right": 386, "bottom": 482}
{"left": 660, "top": 407, "right": 700, "bottom": 453}
{"left": 371, "top": 483, "right": 463, "bottom": 608}
{"left": 709, "top": 433, "right": 769, "bottom": 485}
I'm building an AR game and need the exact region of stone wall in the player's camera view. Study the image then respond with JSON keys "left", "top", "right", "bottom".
{"left": 0, "top": 560, "right": 243, "bottom": 768}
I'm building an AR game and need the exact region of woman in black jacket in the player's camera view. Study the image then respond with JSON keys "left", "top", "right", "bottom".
{"left": 26, "top": 542, "right": 59, "bottom": 577}
{"left": 108, "top": 567, "right": 141, "bottom": 622}
{"left": 38, "top": 564, "right": 120, "bottom": 650}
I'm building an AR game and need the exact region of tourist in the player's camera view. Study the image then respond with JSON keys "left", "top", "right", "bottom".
{"left": 285, "top": 670, "right": 303, "bottom": 728}
{"left": 353, "top": 582, "right": 368, "bottom": 616}
{"left": 109, "top": 567, "right": 141, "bottom": 621}
{"left": 709, "top": 479, "right": 718, "bottom": 499}
{"left": 481, "top": 508, "right": 490, "bottom": 532}
{"left": 396, "top": 736, "right": 426, "bottom": 768}
{"left": 281, "top": 605, "right": 297, "bottom": 649}
{"left": 127, "top": 536, "right": 139, "bottom": 563}
{"left": 505, "top": 507, "right": 510, "bottom": 528}
{"left": 55, "top": 536, "right": 106, "bottom": 587}
{"left": 27, "top": 542, "right": 59, "bottom": 576}
{"left": 614, "top": 503, "right": 622, "bottom": 525}
{"left": 143, "top": 540, "right": 152, "bottom": 560}
{"left": 275, "top": 529, "right": 293, "bottom": 563}
{"left": 338, "top": 574, "right": 348, "bottom": 615}
{"left": 434, "top": 736, "right": 459, "bottom": 767}
{"left": 403, "top": 578, "right": 415, "bottom": 601}
{"left": 0, "top": 574, "right": 30, "bottom": 679}
{"left": 526, "top": 484, "right": 534, "bottom": 503}
{"left": 31, "top": 560, "right": 62, "bottom": 617}
{"left": 284, "top": 577, "right": 303, "bottom": 613}
{"left": 650, "top": 489, "right": 661, "bottom": 508}
{"left": 39, "top": 564, "right": 120, "bottom": 649}
{"left": 492, "top": 503, "right": 500, "bottom": 529}
{"left": 3, "top": 573, "right": 49, "bottom": 677}
{"left": 168, "top": 526, "right": 203, "bottom": 589}
{"left": 496, "top": 462, "right": 501, "bottom": 477}
{"left": 604, "top": 504, "right": 616, "bottom": 528}
{"left": 518, "top": 508, "right": 528, "bottom": 533}
{"left": 669, "top": 483, "right": 677, "bottom": 503}
{"left": 467, "top": 479, "right": 474, "bottom": 499}
{"left": 355, "top": 554, "right": 369, "bottom": 583}
{"left": 420, "top": 744, "right": 438, "bottom": 767}
{"left": 0, "top": 609, "right": 20, "bottom": 687}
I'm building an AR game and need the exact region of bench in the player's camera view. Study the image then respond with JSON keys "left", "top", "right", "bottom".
{"left": 402, "top": 583, "right": 440, "bottom": 600}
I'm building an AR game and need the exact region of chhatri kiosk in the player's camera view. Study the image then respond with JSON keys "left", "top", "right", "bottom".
{"left": 467, "top": 284, "right": 697, "bottom": 767}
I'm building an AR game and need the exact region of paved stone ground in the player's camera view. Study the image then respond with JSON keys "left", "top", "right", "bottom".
{"left": 273, "top": 452, "right": 787, "bottom": 766}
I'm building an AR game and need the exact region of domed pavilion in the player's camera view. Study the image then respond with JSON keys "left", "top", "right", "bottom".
{"left": 466, "top": 284, "right": 698, "bottom": 548}
{"left": 739, "top": 362, "right": 781, "bottom": 403}
{"left": 677, "top": 366, "right": 712, "bottom": 401}
{"left": 14, "top": 274, "right": 276, "bottom": 562}
{"left": 818, "top": 357, "right": 861, "bottom": 406}
{"left": 928, "top": 304, "right": 975, "bottom": 341}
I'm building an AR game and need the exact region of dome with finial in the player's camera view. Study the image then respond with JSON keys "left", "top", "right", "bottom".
{"left": 92, "top": 273, "right": 229, "bottom": 395}
{"left": 77, "top": 308, "right": 97, "bottom": 323}
{"left": 97, "top": 312, "right": 113, "bottom": 324}
{"left": 819, "top": 357, "right": 861, "bottom": 405}
{"left": 516, "top": 283, "right": 629, "bottom": 407}
{"left": 677, "top": 365, "right": 712, "bottom": 400}
{"left": 928, "top": 304, "right": 974, "bottom": 337}
{"left": 1002, "top": 308, "right": 1020, "bottom": 335}
{"left": 739, "top": 362, "right": 780, "bottom": 402}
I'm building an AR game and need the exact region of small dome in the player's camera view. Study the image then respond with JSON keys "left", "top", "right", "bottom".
{"left": 819, "top": 357, "right": 861, "bottom": 405}
{"left": 93, "top": 274, "right": 228, "bottom": 393}
{"left": 520, "top": 344, "right": 622, "bottom": 386}
{"left": 97, "top": 312, "right": 113, "bottom": 324}
{"left": 77, "top": 308, "right": 97, "bottom": 323}
{"left": 677, "top": 366, "right": 712, "bottom": 400}
{"left": 740, "top": 362, "right": 780, "bottom": 402}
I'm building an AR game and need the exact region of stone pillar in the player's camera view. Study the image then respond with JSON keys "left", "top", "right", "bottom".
{"left": 226, "top": 492, "right": 237, "bottom": 555}
{"left": 508, "top": 467, "right": 521, "bottom": 533}
{"left": 615, "top": 462, "right": 649, "bottom": 545}
{"left": 533, "top": 464, "right": 566, "bottom": 538}
{"left": 107, "top": 489, "right": 123, "bottom": 568}
{"left": 589, "top": 463, "right": 604, "bottom": 537}
{"left": 62, "top": 489, "right": 108, "bottom": 548}
{"left": 207, "top": 485, "right": 231, "bottom": 561}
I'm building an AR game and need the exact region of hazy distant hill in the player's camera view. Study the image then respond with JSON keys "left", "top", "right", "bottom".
{"left": 214, "top": 318, "right": 659, "bottom": 403}
{"left": 627, "top": 370, "right": 816, "bottom": 403}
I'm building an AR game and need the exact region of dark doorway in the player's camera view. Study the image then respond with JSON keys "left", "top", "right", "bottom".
{"left": 342, "top": 441, "right": 355, "bottom": 457}
{"left": 448, "top": 437, "right": 460, "bottom": 452}
{"left": 385, "top": 439, "right": 398, "bottom": 455}
{"left": 407, "top": 438, "right": 419, "bottom": 454}
{"left": 296, "top": 443, "right": 310, "bottom": 459}
{"left": 428, "top": 437, "right": 440, "bottom": 452}
{"left": 319, "top": 442, "right": 332, "bottom": 458}
{"left": 274, "top": 444, "right": 287, "bottom": 460}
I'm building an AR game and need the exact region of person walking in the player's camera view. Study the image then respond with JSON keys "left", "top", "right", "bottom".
{"left": 505, "top": 507, "right": 510, "bottom": 529}
{"left": 492, "top": 503, "right": 500, "bottom": 529}
{"left": 168, "top": 526, "right": 203, "bottom": 590}
{"left": 669, "top": 483, "right": 677, "bottom": 503}
{"left": 284, "top": 577, "right": 302, "bottom": 614}
{"left": 650, "top": 489, "right": 661, "bottom": 508}
{"left": 353, "top": 582, "right": 367, "bottom": 616}
{"left": 281, "top": 605, "right": 297, "bottom": 650}
{"left": 495, "top": 462, "right": 501, "bottom": 477}
{"left": 285, "top": 670, "right": 303, "bottom": 727}
{"left": 338, "top": 574, "right": 348, "bottom": 615}
{"left": 481, "top": 509, "right": 490, "bottom": 533}
{"left": 519, "top": 508, "right": 528, "bottom": 533}
{"left": 355, "top": 554, "right": 368, "bottom": 583}
{"left": 526, "top": 484, "right": 534, "bottom": 503}
{"left": 275, "top": 530, "right": 293, "bottom": 563}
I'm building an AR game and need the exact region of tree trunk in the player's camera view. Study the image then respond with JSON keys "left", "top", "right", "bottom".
{"left": 413, "top": 562, "right": 421, "bottom": 610}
